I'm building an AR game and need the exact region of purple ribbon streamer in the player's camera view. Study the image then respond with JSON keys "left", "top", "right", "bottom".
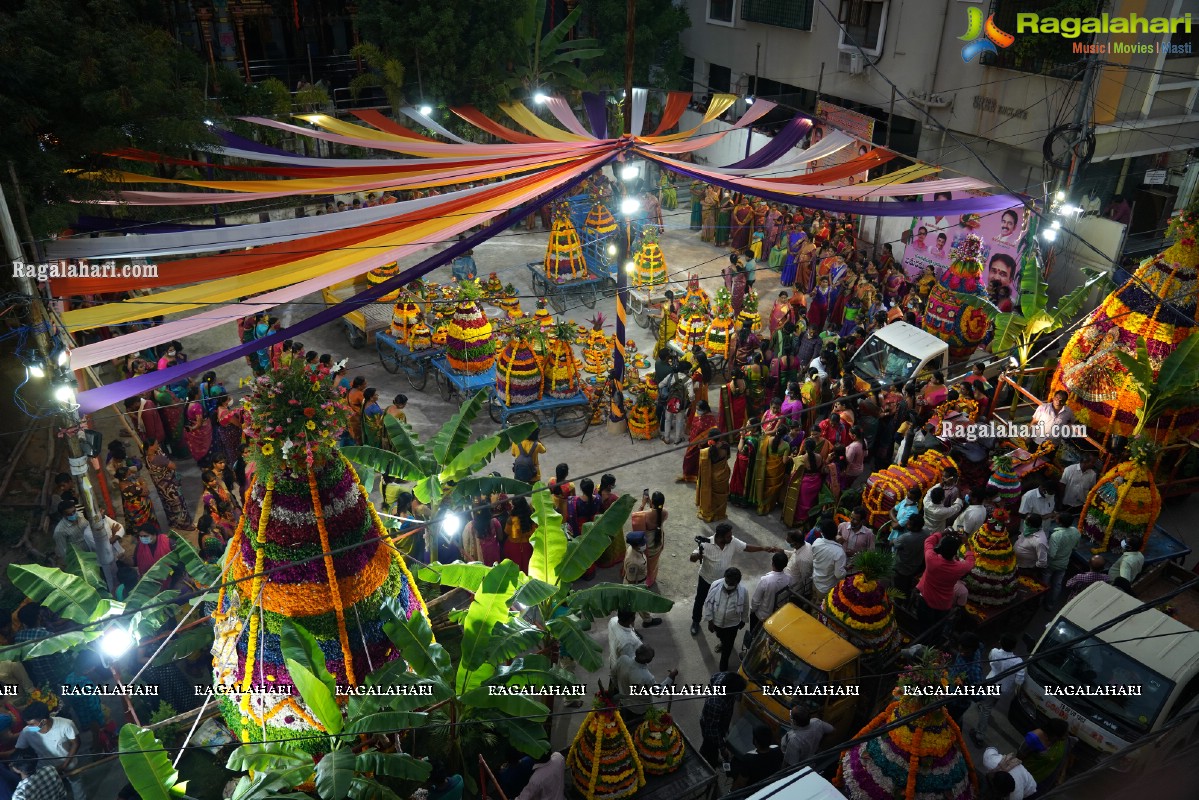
{"left": 582, "top": 92, "right": 609, "bottom": 140}
{"left": 639, "top": 151, "right": 1028, "bottom": 217}
{"left": 215, "top": 128, "right": 302, "bottom": 158}
{"left": 77, "top": 155, "right": 618, "bottom": 415}
{"left": 721, "top": 116, "right": 813, "bottom": 170}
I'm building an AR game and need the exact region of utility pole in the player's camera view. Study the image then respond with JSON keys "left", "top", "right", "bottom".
{"left": 1054, "top": 1, "right": 1104, "bottom": 201}
{"left": 744, "top": 43, "right": 760, "bottom": 159}
{"left": 872, "top": 86, "right": 896, "bottom": 259}
{"left": 0, "top": 180, "right": 109, "bottom": 554}
{"left": 612, "top": 0, "right": 636, "bottom": 387}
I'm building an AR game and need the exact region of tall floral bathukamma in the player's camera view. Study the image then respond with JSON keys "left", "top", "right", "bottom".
{"left": 366, "top": 261, "right": 401, "bottom": 300}
{"left": 495, "top": 333, "right": 544, "bottom": 406}
{"left": 861, "top": 451, "right": 958, "bottom": 530}
{"left": 987, "top": 452, "right": 1022, "bottom": 508}
{"left": 212, "top": 363, "right": 427, "bottom": 753}
{"left": 444, "top": 280, "right": 495, "bottom": 375}
{"left": 921, "top": 233, "right": 996, "bottom": 359}
{"left": 388, "top": 287, "right": 425, "bottom": 345}
{"left": 585, "top": 196, "right": 618, "bottom": 239}
{"left": 675, "top": 294, "right": 711, "bottom": 352}
{"left": 583, "top": 313, "right": 612, "bottom": 375}
{"left": 737, "top": 287, "right": 763, "bottom": 334}
{"left": 633, "top": 227, "right": 668, "bottom": 288}
{"left": 1081, "top": 440, "right": 1161, "bottom": 553}
{"left": 633, "top": 707, "right": 685, "bottom": 776}
{"left": 837, "top": 656, "right": 977, "bottom": 800}
{"left": 964, "top": 509, "right": 1018, "bottom": 606}
{"left": 543, "top": 322, "right": 582, "bottom": 399}
{"left": 627, "top": 386, "right": 659, "bottom": 441}
{"left": 545, "top": 203, "right": 588, "bottom": 281}
{"left": 1052, "top": 208, "right": 1199, "bottom": 444}
{"left": 705, "top": 287, "right": 735, "bottom": 360}
{"left": 820, "top": 551, "right": 898, "bottom": 656}
{"left": 567, "top": 699, "right": 646, "bottom": 800}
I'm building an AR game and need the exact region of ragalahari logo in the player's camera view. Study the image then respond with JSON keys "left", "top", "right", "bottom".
{"left": 960, "top": 8, "right": 1015, "bottom": 62}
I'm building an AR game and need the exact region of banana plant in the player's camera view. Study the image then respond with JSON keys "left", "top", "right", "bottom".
{"left": 342, "top": 389, "right": 537, "bottom": 554}
{"left": 418, "top": 488, "right": 673, "bottom": 672}
{"left": 1114, "top": 334, "right": 1199, "bottom": 438}
{"left": 117, "top": 726, "right": 188, "bottom": 800}
{"left": 348, "top": 43, "right": 406, "bottom": 117}
{"left": 991, "top": 246, "right": 1110, "bottom": 412}
{"left": 504, "top": 0, "right": 604, "bottom": 95}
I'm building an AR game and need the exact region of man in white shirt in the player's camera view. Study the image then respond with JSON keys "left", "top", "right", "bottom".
{"left": 16, "top": 701, "right": 84, "bottom": 800}
{"left": 1058, "top": 454, "right": 1098, "bottom": 513}
{"left": 836, "top": 507, "right": 875, "bottom": 560}
{"left": 952, "top": 491, "right": 988, "bottom": 537}
{"left": 749, "top": 553, "right": 792, "bottom": 648}
{"left": 781, "top": 706, "right": 835, "bottom": 767}
{"left": 703, "top": 567, "right": 749, "bottom": 672}
{"left": 614, "top": 645, "right": 678, "bottom": 716}
{"left": 515, "top": 751, "right": 566, "bottom": 800}
{"left": 810, "top": 521, "right": 847, "bottom": 600}
{"left": 784, "top": 530, "right": 814, "bottom": 599}
{"left": 1108, "top": 536, "right": 1145, "bottom": 584}
{"left": 1017, "top": 477, "right": 1057, "bottom": 532}
{"left": 690, "top": 522, "right": 780, "bottom": 636}
{"left": 607, "top": 608, "right": 642, "bottom": 684}
{"left": 970, "top": 634, "right": 1025, "bottom": 747}
{"left": 923, "top": 485, "right": 963, "bottom": 531}
{"left": 981, "top": 747, "right": 1037, "bottom": 799}
{"left": 1030, "top": 391, "right": 1076, "bottom": 444}
{"left": 809, "top": 354, "right": 828, "bottom": 380}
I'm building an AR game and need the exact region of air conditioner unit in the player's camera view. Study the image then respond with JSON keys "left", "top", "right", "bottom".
{"left": 849, "top": 53, "right": 865, "bottom": 75}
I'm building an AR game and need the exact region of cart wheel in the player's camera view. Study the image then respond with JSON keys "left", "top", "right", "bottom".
{"left": 436, "top": 369, "right": 452, "bottom": 402}
{"left": 549, "top": 292, "right": 566, "bottom": 315}
{"left": 488, "top": 394, "right": 504, "bottom": 424}
{"left": 554, "top": 406, "right": 588, "bottom": 438}
{"left": 532, "top": 275, "right": 547, "bottom": 299}
{"left": 379, "top": 343, "right": 401, "bottom": 374}
{"left": 581, "top": 286, "right": 597, "bottom": 309}
{"left": 509, "top": 411, "right": 539, "bottom": 431}
{"left": 634, "top": 307, "right": 650, "bottom": 329}
{"left": 405, "top": 358, "right": 428, "bottom": 391}
{"left": 345, "top": 321, "right": 366, "bottom": 350}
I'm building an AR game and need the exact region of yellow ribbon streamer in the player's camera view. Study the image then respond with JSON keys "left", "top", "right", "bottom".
{"left": 500, "top": 102, "right": 593, "bottom": 143}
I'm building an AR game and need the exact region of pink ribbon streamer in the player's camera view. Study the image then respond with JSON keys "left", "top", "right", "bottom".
{"left": 543, "top": 97, "right": 598, "bottom": 139}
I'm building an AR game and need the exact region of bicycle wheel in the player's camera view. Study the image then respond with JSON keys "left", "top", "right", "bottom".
{"left": 379, "top": 342, "right": 401, "bottom": 374}
{"left": 549, "top": 291, "right": 566, "bottom": 314}
{"left": 554, "top": 406, "right": 588, "bottom": 437}
{"left": 345, "top": 321, "right": 366, "bottom": 350}
{"left": 488, "top": 393, "right": 505, "bottom": 424}
{"left": 633, "top": 306, "right": 650, "bottom": 329}
{"left": 405, "top": 357, "right": 428, "bottom": 391}
{"left": 581, "top": 284, "right": 597, "bottom": 309}
{"left": 436, "top": 369, "right": 452, "bottom": 401}
{"left": 508, "top": 410, "right": 539, "bottom": 431}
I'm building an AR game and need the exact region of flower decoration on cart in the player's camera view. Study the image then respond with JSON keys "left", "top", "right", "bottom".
{"left": 567, "top": 694, "right": 646, "bottom": 800}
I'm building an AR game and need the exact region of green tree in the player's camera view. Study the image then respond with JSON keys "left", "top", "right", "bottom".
{"left": 0, "top": 0, "right": 215, "bottom": 237}
{"left": 1115, "top": 335, "right": 1199, "bottom": 438}
{"left": 504, "top": 0, "right": 604, "bottom": 96}
{"left": 348, "top": 43, "right": 407, "bottom": 116}
{"left": 582, "top": 0, "right": 691, "bottom": 91}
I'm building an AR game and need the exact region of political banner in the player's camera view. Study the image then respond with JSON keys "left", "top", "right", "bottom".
{"left": 901, "top": 192, "right": 1032, "bottom": 312}
{"left": 811, "top": 101, "right": 875, "bottom": 186}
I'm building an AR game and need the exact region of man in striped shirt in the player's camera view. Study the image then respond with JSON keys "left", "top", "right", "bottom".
{"left": 1064, "top": 555, "right": 1111, "bottom": 601}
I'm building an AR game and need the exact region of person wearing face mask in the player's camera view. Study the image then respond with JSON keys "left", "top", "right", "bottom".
{"left": 15, "top": 702, "right": 83, "bottom": 800}
{"left": 703, "top": 567, "right": 749, "bottom": 672}
{"left": 1108, "top": 535, "right": 1145, "bottom": 584}
{"left": 621, "top": 532, "right": 662, "bottom": 627}
{"left": 53, "top": 502, "right": 90, "bottom": 565}
{"left": 133, "top": 527, "right": 172, "bottom": 585}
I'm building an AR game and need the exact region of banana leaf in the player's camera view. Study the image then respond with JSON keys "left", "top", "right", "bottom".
{"left": 284, "top": 659, "right": 343, "bottom": 736}
{"left": 346, "top": 711, "right": 428, "bottom": 735}
{"left": 991, "top": 312, "right": 1025, "bottom": 356}
{"left": 355, "top": 752, "right": 431, "bottom": 781}
{"left": 446, "top": 476, "right": 532, "bottom": 508}
{"left": 64, "top": 545, "right": 103, "bottom": 592}
{"left": 528, "top": 485, "right": 568, "bottom": 586}
{"left": 485, "top": 713, "right": 551, "bottom": 758}
{"left": 16, "top": 629, "right": 100, "bottom": 659}
{"left": 225, "top": 743, "right": 313, "bottom": 773}
{"left": 459, "top": 562, "right": 521, "bottom": 676}
{"left": 485, "top": 618, "right": 547, "bottom": 663}
{"left": 341, "top": 446, "right": 423, "bottom": 483}
{"left": 1020, "top": 249, "right": 1048, "bottom": 319}
{"left": 557, "top": 495, "right": 634, "bottom": 584}
{"left": 125, "top": 555, "right": 179, "bottom": 610}
{"left": 416, "top": 562, "right": 495, "bottom": 593}
{"left": 510, "top": 577, "right": 559, "bottom": 608}
{"left": 118, "top": 726, "right": 188, "bottom": 800}
{"left": 148, "top": 626, "right": 213, "bottom": 668}
{"left": 349, "top": 778, "right": 402, "bottom": 800}
{"left": 6, "top": 563, "right": 102, "bottom": 625}
{"left": 381, "top": 599, "right": 451, "bottom": 678}
{"left": 315, "top": 747, "right": 355, "bottom": 800}
{"left": 281, "top": 619, "right": 338, "bottom": 699}
{"left": 459, "top": 686, "right": 550, "bottom": 720}
{"left": 546, "top": 613, "right": 604, "bottom": 672}
{"left": 430, "top": 390, "right": 488, "bottom": 465}
{"left": 565, "top": 583, "right": 675, "bottom": 621}
{"left": 169, "top": 530, "right": 219, "bottom": 587}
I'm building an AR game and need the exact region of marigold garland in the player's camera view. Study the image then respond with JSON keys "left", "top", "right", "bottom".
{"left": 568, "top": 701, "right": 646, "bottom": 800}
{"left": 1081, "top": 456, "right": 1161, "bottom": 552}
{"left": 861, "top": 452, "right": 957, "bottom": 530}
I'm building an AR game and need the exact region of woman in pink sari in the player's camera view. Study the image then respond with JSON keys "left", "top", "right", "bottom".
{"left": 215, "top": 393, "right": 244, "bottom": 464}
{"left": 780, "top": 382, "right": 805, "bottom": 426}
{"left": 763, "top": 204, "right": 783, "bottom": 252}
{"left": 782, "top": 438, "right": 827, "bottom": 528}
{"left": 184, "top": 385, "right": 214, "bottom": 462}
{"left": 680, "top": 401, "right": 718, "bottom": 483}
{"left": 768, "top": 292, "right": 792, "bottom": 338}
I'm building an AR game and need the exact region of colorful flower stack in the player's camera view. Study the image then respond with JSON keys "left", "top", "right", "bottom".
{"left": 532, "top": 298, "right": 555, "bottom": 331}
{"left": 1082, "top": 439, "right": 1161, "bottom": 553}
{"left": 675, "top": 294, "right": 712, "bottom": 352}
{"left": 584, "top": 195, "right": 618, "bottom": 240}
{"left": 633, "top": 227, "right": 668, "bottom": 288}
{"left": 366, "top": 261, "right": 401, "bottom": 300}
{"left": 444, "top": 280, "right": 496, "bottom": 375}
{"left": 921, "top": 233, "right": 996, "bottom": 359}
{"left": 987, "top": 452, "right": 1022, "bottom": 508}
{"left": 861, "top": 451, "right": 958, "bottom": 531}
{"left": 213, "top": 363, "right": 427, "bottom": 753}
{"left": 583, "top": 313, "right": 613, "bottom": 375}
{"left": 567, "top": 699, "right": 646, "bottom": 800}
{"left": 737, "top": 287, "right": 763, "bottom": 334}
{"left": 633, "top": 707, "right": 685, "bottom": 776}
{"left": 543, "top": 321, "right": 583, "bottom": 399}
{"left": 964, "top": 509, "right": 1018, "bottom": 607}
{"left": 388, "top": 288, "right": 425, "bottom": 345}
{"left": 682, "top": 273, "right": 712, "bottom": 314}
{"left": 495, "top": 331, "right": 544, "bottom": 407}
{"left": 1052, "top": 207, "right": 1199, "bottom": 444}
{"left": 544, "top": 203, "right": 588, "bottom": 282}
{"left": 495, "top": 283, "right": 522, "bottom": 318}
{"left": 483, "top": 271, "right": 503, "bottom": 297}
{"left": 837, "top": 655, "right": 977, "bottom": 800}
{"left": 820, "top": 551, "right": 899, "bottom": 656}
{"left": 701, "top": 287, "right": 733, "bottom": 359}
{"left": 431, "top": 323, "right": 448, "bottom": 348}
{"left": 627, "top": 385, "right": 659, "bottom": 440}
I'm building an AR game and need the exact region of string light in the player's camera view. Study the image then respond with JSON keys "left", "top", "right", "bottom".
{"left": 418, "top": 105, "right": 433, "bottom": 116}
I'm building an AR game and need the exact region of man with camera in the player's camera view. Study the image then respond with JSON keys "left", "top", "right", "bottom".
{"left": 690, "top": 522, "right": 782, "bottom": 637}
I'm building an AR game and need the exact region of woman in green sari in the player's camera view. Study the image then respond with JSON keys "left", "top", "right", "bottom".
{"left": 361, "top": 388, "right": 387, "bottom": 448}
{"left": 752, "top": 425, "right": 792, "bottom": 516}
{"left": 689, "top": 181, "right": 705, "bottom": 229}
{"left": 715, "top": 191, "right": 734, "bottom": 247}
{"left": 659, "top": 173, "right": 678, "bottom": 210}
{"left": 744, "top": 352, "right": 769, "bottom": 420}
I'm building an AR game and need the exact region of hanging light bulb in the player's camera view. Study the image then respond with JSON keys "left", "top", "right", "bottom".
{"left": 99, "top": 625, "right": 135, "bottom": 659}
{"left": 533, "top": 92, "right": 548, "bottom": 105}
{"left": 619, "top": 164, "right": 640, "bottom": 182}
{"left": 624, "top": 261, "right": 636, "bottom": 275}
{"left": 607, "top": 243, "right": 618, "bottom": 256}
{"left": 1041, "top": 227, "right": 1058, "bottom": 242}
{"left": 440, "top": 512, "right": 463, "bottom": 539}
{"left": 620, "top": 197, "right": 641, "bottom": 216}
{"left": 419, "top": 105, "right": 433, "bottom": 116}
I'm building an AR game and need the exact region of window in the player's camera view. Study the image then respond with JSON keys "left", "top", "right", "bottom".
{"left": 838, "top": 0, "right": 888, "bottom": 55}
{"left": 708, "top": 0, "right": 736, "bottom": 25}
{"left": 709, "top": 63, "right": 732, "bottom": 93}
{"left": 741, "top": 0, "right": 814, "bottom": 31}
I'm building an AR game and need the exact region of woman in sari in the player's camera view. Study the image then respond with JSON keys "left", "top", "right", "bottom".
{"left": 797, "top": 236, "right": 818, "bottom": 292}
{"left": 680, "top": 400, "right": 718, "bottom": 483}
{"left": 918, "top": 371, "right": 949, "bottom": 417}
{"left": 753, "top": 427, "right": 792, "bottom": 516}
{"left": 728, "top": 425, "right": 759, "bottom": 507}
{"left": 183, "top": 385, "right": 214, "bottom": 462}
{"left": 719, "top": 370, "right": 750, "bottom": 434}
{"left": 199, "top": 371, "right": 224, "bottom": 417}
{"left": 744, "top": 352, "right": 768, "bottom": 420}
{"left": 768, "top": 237, "right": 789, "bottom": 275}
{"left": 462, "top": 503, "right": 502, "bottom": 566}
{"left": 731, "top": 322, "right": 760, "bottom": 374}
{"left": 760, "top": 400, "right": 784, "bottom": 439}
{"left": 214, "top": 393, "right": 244, "bottom": 464}
{"left": 781, "top": 382, "right": 805, "bottom": 427}
{"left": 116, "top": 466, "right": 158, "bottom": 534}
{"left": 808, "top": 277, "right": 831, "bottom": 334}
{"left": 124, "top": 394, "right": 167, "bottom": 451}
{"left": 699, "top": 185, "right": 719, "bottom": 242}
{"left": 659, "top": 173, "right": 678, "bottom": 210}
{"left": 504, "top": 496, "right": 537, "bottom": 574}
{"left": 201, "top": 469, "right": 238, "bottom": 539}
{"left": 782, "top": 437, "right": 827, "bottom": 528}
{"left": 361, "top": 388, "right": 387, "bottom": 447}
{"left": 771, "top": 345, "right": 801, "bottom": 403}
{"left": 729, "top": 195, "right": 753, "bottom": 252}
{"left": 152, "top": 384, "right": 185, "bottom": 456}
{"left": 763, "top": 204, "right": 783, "bottom": 252}
{"left": 134, "top": 529, "right": 173, "bottom": 583}
{"left": 696, "top": 434, "right": 731, "bottom": 523}
{"left": 386, "top": 393, "right": 408, "bottom": 425}
{"left": 780, "top": 231, "right": 803, "bottom": 287}
{"left": 769, "top": 292, "right": 792, "bottom": 338}
{"left": 715, "top": 191, "right": 734, "bottom": 247}
{"left": 729, "top": 259, "right": 749, "bottom": 316}
{"left": 144, "top": 439, "right": 193, "bottom": 531}
{"left": 631, "top": 491, "right": 668, "bottom": 587}
{"left": 690, "top": 181, "right": 706, "bottom": 230}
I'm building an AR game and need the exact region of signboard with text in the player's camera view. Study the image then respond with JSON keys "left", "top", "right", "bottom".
{"left": 811, "top": 101, "right": 876, "bottom": 186}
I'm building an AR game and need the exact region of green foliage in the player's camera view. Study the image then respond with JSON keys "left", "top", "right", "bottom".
{"left": 581, "top": 0, "right": 692, "bottom": 90}
{"left": 0, "top": 0, "right": 216, "bottom": 237}
{"left": 851, "top": 549, "right": 894, "bottom": 583}
{"left": 146, "top": 702, "right": 185, "bottom": 744}
{"left": 118, "top": 726, "right": 188, "bottom": 800}
{"left": 349, "top": 42, "right": 406, "bottom": 114}
{"left": 505, "top": 0, "right": 604, "bottom": 94}
{"left": 1115, "top": 334, "right": 1199, "bottom": 436}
